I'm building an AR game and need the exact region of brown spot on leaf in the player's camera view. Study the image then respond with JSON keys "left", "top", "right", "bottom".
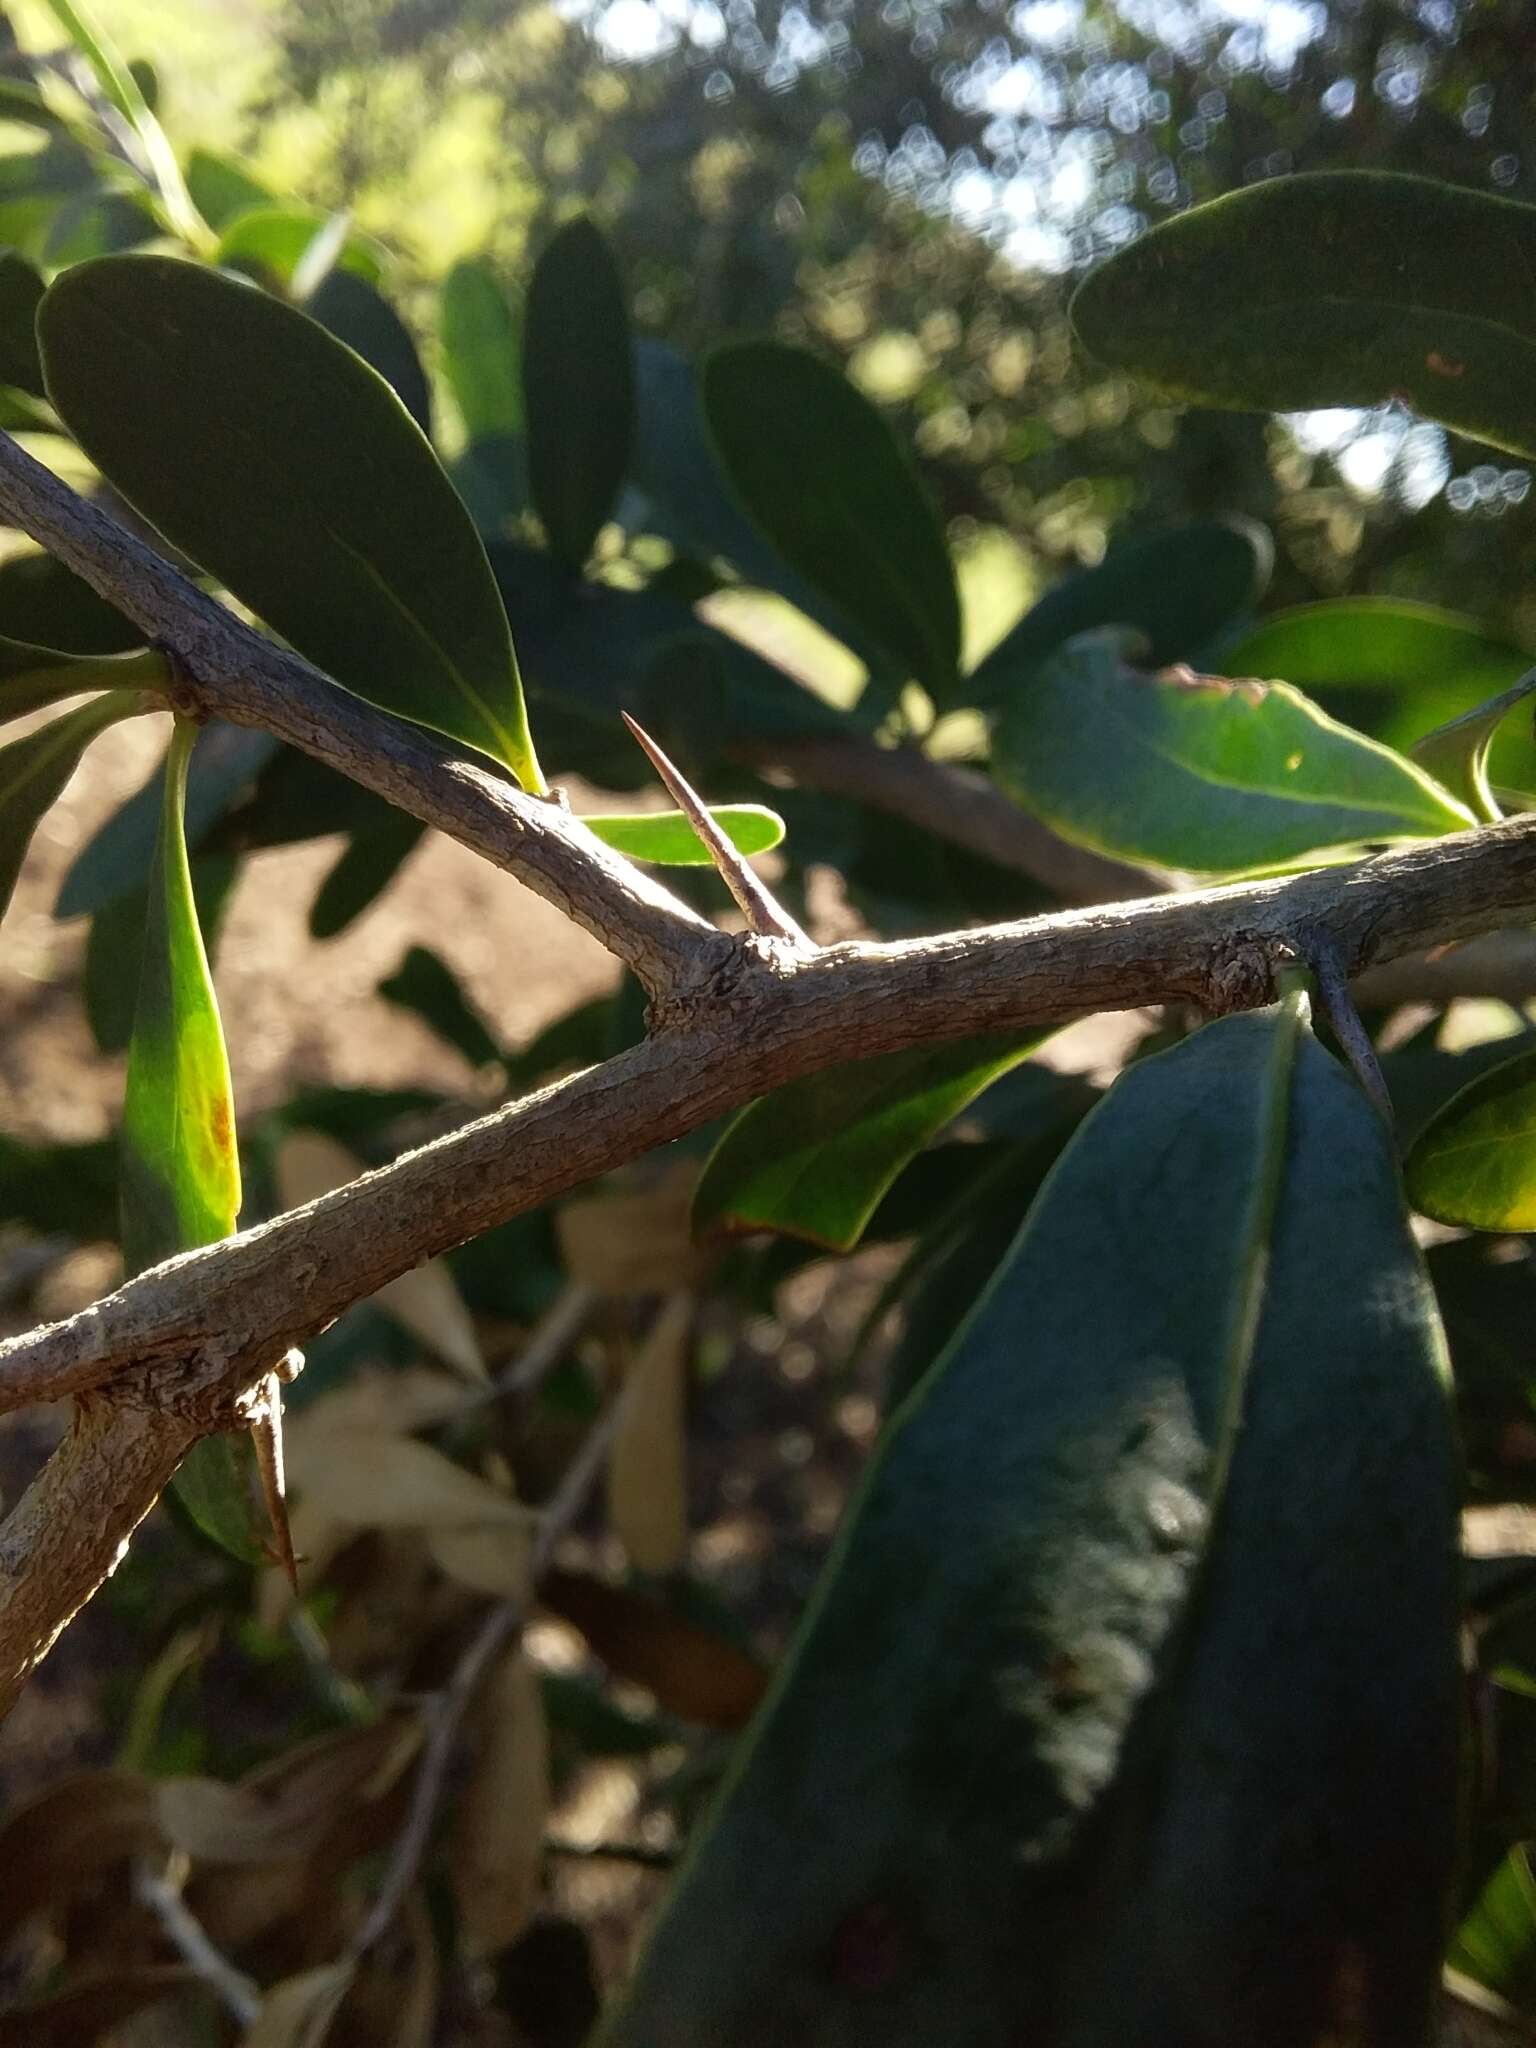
{"left": 206, "top": 1094, "right": 233, "bottom": 1153}
{"left": 1426, "top": 350, "right": 1466, "bottom": 379}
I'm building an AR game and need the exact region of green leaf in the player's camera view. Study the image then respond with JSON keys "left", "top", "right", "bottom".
{"left": 965, "top": 519, "right": 1271, "bottom": 711}
{"left": 120, "top": 720, "right": 241, "bottom": 1275}
{"left": 305, "top": 268, "right": 431, "bottom": 437}
{"left": 0, "top": 641, "right": 162, "bottom": 729}
{"left": 693, "top": 1035, "right": 1053, "bottom": 1252}
{"left": 601, "top": 1003, "right": 1460, "bottom": 2046}
{"left": 582, "top": 803, "right": 784, "bottom": 867}
{"left": 703, "top": 340, "right": 961, "bottom": 700}
{"left": 377, "top": 944, "right": 505, "bottom": 1072}
{"left": 183, "top": 147, "right": 272, "bottom": 231}
{"left": 213, "top": 204, "right": 384, "bottom": 289}
{"left": 0, "top": 251, "right": 44, "bottom": 396}
{"left": 522, "top": 215, "right": 634, "bottom": 571}
{"left": 85, "top": 853, "right": 237, "bottom": 1054}
{"left": 120, "top": 722, "right": 256, "bottom": 1562}
{"left": 41, "top": 0, "right": 209, "bottom": 253}
{"left": 1410, "top": 669, "right": 1536, "bottom": 823}
{"left": 1405, "top": 1047, "right": 1536, "bottom": 1231}
{"left": 992, "top": 631, "right": 1473, "bottom": 873}
{"left": 1071, "top": 170, "right": 1536, "bottom": 458}
{"left": 1448, "top": 1846, "right": 1536, "bottom": 2009}
{"left": 0, "top": 549, "right": 141, "bottom": 654}
{"left": 308, "top": 808, "right": 425, "bottom": 938}
{"left": 40, "top": 255, "right": 544, "bottom": 791}
{"left": 0, "top": 689, "right": 138, "bottom": 924}
{"left": 442, "top": 257, "right": 522, "bottom": 439}
{"left": 57, "top": 722, "right": 276, "bottom": 919}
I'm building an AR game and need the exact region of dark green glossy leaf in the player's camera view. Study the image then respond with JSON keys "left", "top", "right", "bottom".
{"left": 377, "top": 944, "right": 504, "bottom": 1072}
{"left": 0, "top": 549, "right": 141, "bottom": 654}
{"left": 1405, "top": 1048, "right": 1536, "bottom": 1232}
{"left": 442, "top": 257, "right": 521, "bottom": 439}
{"left": 85, "top": 854, "right": 237, "bottom": 1054}
{"left": 0, "top": 689, "right": 138, "bottom": 923}
{"left": 693, "top": 1034, "right": 1053, "bottom": 1252}
{"left": 965, "top": 520, "right": 1271, "bottom": 711}
{"left": 1410, "top": 669, "right": 1536, "bottom": 823}
{"left": 582, "top": 803, "right": 784, "bottom": 867}
{"left": 183, "top": 147, "right": 272, "bottom": 231}
{"left": 523, "top": 215, "right": 634, "bottom": 571}
{"left": 1222, "top": 600, "right": 1536, "bottom": 796}
{"left": 57, "top": 722, "right": 276, "bottom": 918}
{"left": 308, "top": 808, "right": 426, "bottom": 937}
{"left": 119, "top": 721, "right": 241, "bottom": 1274}
{"left": 992, "top": 631, "right": 1472, "bottom": 873}
{"left": 305, "top": 268, "right": 431, "bottom": 436}
{"left": 119, "top": 721, "right": 256, "bottom": 1563}
{"left": 40, "top": 255, "right": 543, "bottom": 789}
{"left": 603, "top": 1002, "right": 1460, "bottom": 2047}
{"left": 1071, "top": 170, "right": 1536, "bottom": 457}
{"left": 213, "top": 204, "right": 384, "bottom": 289}
{"left": 1448, "top": 1846, "right": 1536, "bottom": 2008}
{"left": 703, "top": 339, "right": 961, "bottom": 700}
{"left": 0, "top": 251, "right": 43, "bottom": 395}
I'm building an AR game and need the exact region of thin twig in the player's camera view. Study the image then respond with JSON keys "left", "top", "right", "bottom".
{"left": 621, "top": 710, "right": 810, "bottom": 945}
{"left": 454, "top": 1280, "right": 600, "bottom": 1417}
{"left": 348, "top": 1400, "right": 623, "bottom": 1961}
{"left": 134, "top": 1853, "right": 263, "bottom": 2027}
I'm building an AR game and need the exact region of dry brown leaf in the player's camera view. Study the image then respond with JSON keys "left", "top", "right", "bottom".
{"left": 541, "top": 1567, "right": 770, "bottom": 1729}
{"left": 285, "top": 1427, "right": 532, "bottom": 1537}
{"left": 450, "top": 1647, "right": 551, "bottom": 1958}
{"left": 242, "top": 1962, "right": 355, "bottom": 2048}
{"left": 426, "top": 1521, "right": 532, "bottom": 1600}
{"left": 157, "top": 1715, "right": 422, "bottom": 1866}
{"left": 0, "top": 1770, "right": 160, "bottom": 1942}
{"left": 289, "top": 1366, "right": 469, "bottom": 1439}
{"left": 556, "top": 1164, "right": 705, "bottom": 1295}
{"left": 275, "top": 1132, "right": 485, "bottom": 1380}
{"left": 0, "top": 1964, "right": 193, "bottom": 2045}
{"left": 608, "top": 1292, "right": 693, "bottom": 1574}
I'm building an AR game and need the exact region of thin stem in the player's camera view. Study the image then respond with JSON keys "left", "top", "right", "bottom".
{"left": 134, "top": 1854, "right": 263, "bottom": 2027}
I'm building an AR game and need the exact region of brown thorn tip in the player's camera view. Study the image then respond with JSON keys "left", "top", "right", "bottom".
{"left": 619, "top": 710, "right": 810, "bottom": 947}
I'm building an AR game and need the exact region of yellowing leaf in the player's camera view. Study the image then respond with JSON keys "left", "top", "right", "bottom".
{"left": 275, "top": 1131, "right": 485, "bottom": 1379}
{"left": 608, "top": 1292, "right": 693, "bottom": 1575}
{"left": 451, "top": 1647, "right": 550, "bottom": 1957}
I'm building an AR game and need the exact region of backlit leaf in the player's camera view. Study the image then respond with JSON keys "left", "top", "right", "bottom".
{"left": 0, "top": 640, "right": 162, "bottom": 730}
{"left": 1405, "top": 1047, "right": 1536, "bottom": 1231}
{"left": 523, "top": 215, "right": 634, "bottom": 571}
{"left": 965, "top": 519, "right": 1271, "bottom": 711}
{"left": 1071, "top": 170, "right": 1536, "bottom": 458}
{"left": 214, "top": 203, "right": 385, "bottom": 289}
{"left": 39, "top": 254, "right": 544, "bottom": 789}
{"left": 694, "top": 1034, "right": 1053, "bottom": 1252}
{"left": 1409, "top": 669, "right": 1536, "bottom": 822}
{"left": 582, "top": 802, "right": 784, "bottom": 866}
{"left": 183, "top": 146, "right": 272, "bottom": 230}
{"left": 0, "top": 688, "right": 139, "bottom": 925}
{"left": 442, "top": 257, "right": 522, "bottom": 439}
{"left": 992, "top": 631, "right": 1473, "bottom": 873}
{"left": 1222, "top": 599, "right": 1536, "bottom": 796}
{"left": 703, "top": 339, "right": 961, "bottom": 699}
{"left": 1448, "top": 1845, "right": 1536, "bottom": 2009}
{"left": 602, "top": 1002, "right": 1460, "bottom": 2046}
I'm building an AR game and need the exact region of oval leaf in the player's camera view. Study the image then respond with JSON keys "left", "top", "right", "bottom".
{"left": 214, "top": 203, "right": 384, "bottom": 289}
{"left": 38, "top": 254, "right": 543, "bottom": 790}
{"left": 992, "top": 631, "right": 1473, "bottom": 872}
{"left": 522, "top": 215, "right": 634, "bottom": 571}
{"left": 1410, "top": 668, "right": 1536, "bottom": 823}
{"left": 450, "top": 1647, "right": 551, "bottom": 1958}
{"left": 1405, "top": 1046, "right": 1536, "bottom": 1231}
{"left": 1071, "top": 170, "right": 1536, "bottom": 457}
{"left": 693, "top": 1033, "right": 1054, "bottom": 1252}
{"left": 0, "top": 688, "right": 139, "bottom": 924}
{"left": 608, "top": 1292, "right": 693, "bottom": 1575}
{"left": 442, "top": 257, "right": 522, "bottom": 439}
{"left": 582, "top": 802, "right": 784, "bottom": 867}
{"left": 965, "top": 519, "right": 1271, "bottom": 711}
{"left": 306, "top": 268, "right": 432, "bottom": 436}
{"left": 703, "top": 339, "right": 961, "bottom": 700}
{"left": 601, "top": 1003, "right": 1460, "bottom": 2046}
{"left": 0, "top": 250, "right": 44, "bottom": 395}
{"left": 1448, "top": 1845, "right": 1536, "bottom": 2010}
